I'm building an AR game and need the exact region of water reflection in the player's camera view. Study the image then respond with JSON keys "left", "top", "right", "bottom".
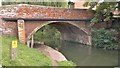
{"left": 58, "top": 41, "right": 118, "bottom": 66}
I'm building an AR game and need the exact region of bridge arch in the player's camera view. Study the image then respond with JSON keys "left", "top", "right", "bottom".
{"left": 0, "top": 4, "right": 93, "bottom": 46}
{"left": 27, "top": 21, "right": 91, "bottom": 46}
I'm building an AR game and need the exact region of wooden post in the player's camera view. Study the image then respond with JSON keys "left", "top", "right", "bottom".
{"left": 31, "top": 35, "right": 34, "bottom": 48}
{"left": 10, "top": 41, "right": 17, "bottom": 61}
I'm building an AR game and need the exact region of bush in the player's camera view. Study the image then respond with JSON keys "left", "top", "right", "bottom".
{"left": 91, "top": 28, "right": 118, "bottom": 50}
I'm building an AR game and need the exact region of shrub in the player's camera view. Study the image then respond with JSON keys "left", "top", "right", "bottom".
{"left": 91, "top": 28, "right": 118, "bottom": 50}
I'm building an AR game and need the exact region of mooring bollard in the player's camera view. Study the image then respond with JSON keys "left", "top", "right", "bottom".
{"left": 10, "top": 41, "right": 17, "bottom": 61}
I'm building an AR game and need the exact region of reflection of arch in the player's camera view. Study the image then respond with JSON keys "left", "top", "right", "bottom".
{"left": 27, "top": 21, "right": 88, "bottom": 40}
{"left": 26, "top": 21, "right": 91, "bottom": 48}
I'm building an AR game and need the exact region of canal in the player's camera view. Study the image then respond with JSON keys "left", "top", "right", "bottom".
{"left": 34, "top": 25, "right": 118, "bottom": 66}
{"left": 50, "top": 40, "right": 118, "bottom": 66}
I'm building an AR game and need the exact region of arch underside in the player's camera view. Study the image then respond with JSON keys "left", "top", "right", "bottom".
{"left": 27, "top": 21, "right": 91, "bottom": 45}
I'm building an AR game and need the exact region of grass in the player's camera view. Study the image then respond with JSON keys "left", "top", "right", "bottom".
{"left": 58, "top": 61, "right": 76, "bottom": 68}
{"left": 2, "top": 36, "right": 51, "bottom": 66}
{"left": 1, "top": 36, "right": 75, "bottom": 67}
{"left": 58, "top": 61, "right": 76, "bottom": 66}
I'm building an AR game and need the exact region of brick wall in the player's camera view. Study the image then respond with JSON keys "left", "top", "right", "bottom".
{"left": 0, "top": 4, "right": 93, "bottom": 45}
{"left": 0, "top": 4, "right": 93, "bottom": 19}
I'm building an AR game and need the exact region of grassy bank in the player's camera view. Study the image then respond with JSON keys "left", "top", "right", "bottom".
{"left": 2, "top": 36, "right": 51, "bottom": 66}
{"left": 58, "top": 61, "right": 75, "bottom": 66}
{"left": 2, "top": 36, "right": 75, "bottom": 67}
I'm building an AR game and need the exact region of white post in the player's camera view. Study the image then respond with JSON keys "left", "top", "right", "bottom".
{"left": 31, "top": 35, "right": 34, "bottom": 48}
{"left": 27, "top": 40, "right": 30, "bottom": 48}
{"left": 88, "top": 35, "right": 92, "bottom": 45}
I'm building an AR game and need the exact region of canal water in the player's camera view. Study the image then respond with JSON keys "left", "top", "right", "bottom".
{"left": 51, "top": 41, "right": 118, "bottom": 66}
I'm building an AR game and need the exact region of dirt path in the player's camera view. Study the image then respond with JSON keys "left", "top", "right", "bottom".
{"left": 34, "top": 44, "right": 67, "bottom": 67}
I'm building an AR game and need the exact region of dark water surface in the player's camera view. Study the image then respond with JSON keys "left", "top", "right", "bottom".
{"left": 56, "top": 41, "right": 118, "bottom": 66}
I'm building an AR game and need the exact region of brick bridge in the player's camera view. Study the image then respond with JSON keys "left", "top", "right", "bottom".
{"left": 0, "top": 4, "right": 93, "bottom": 47}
